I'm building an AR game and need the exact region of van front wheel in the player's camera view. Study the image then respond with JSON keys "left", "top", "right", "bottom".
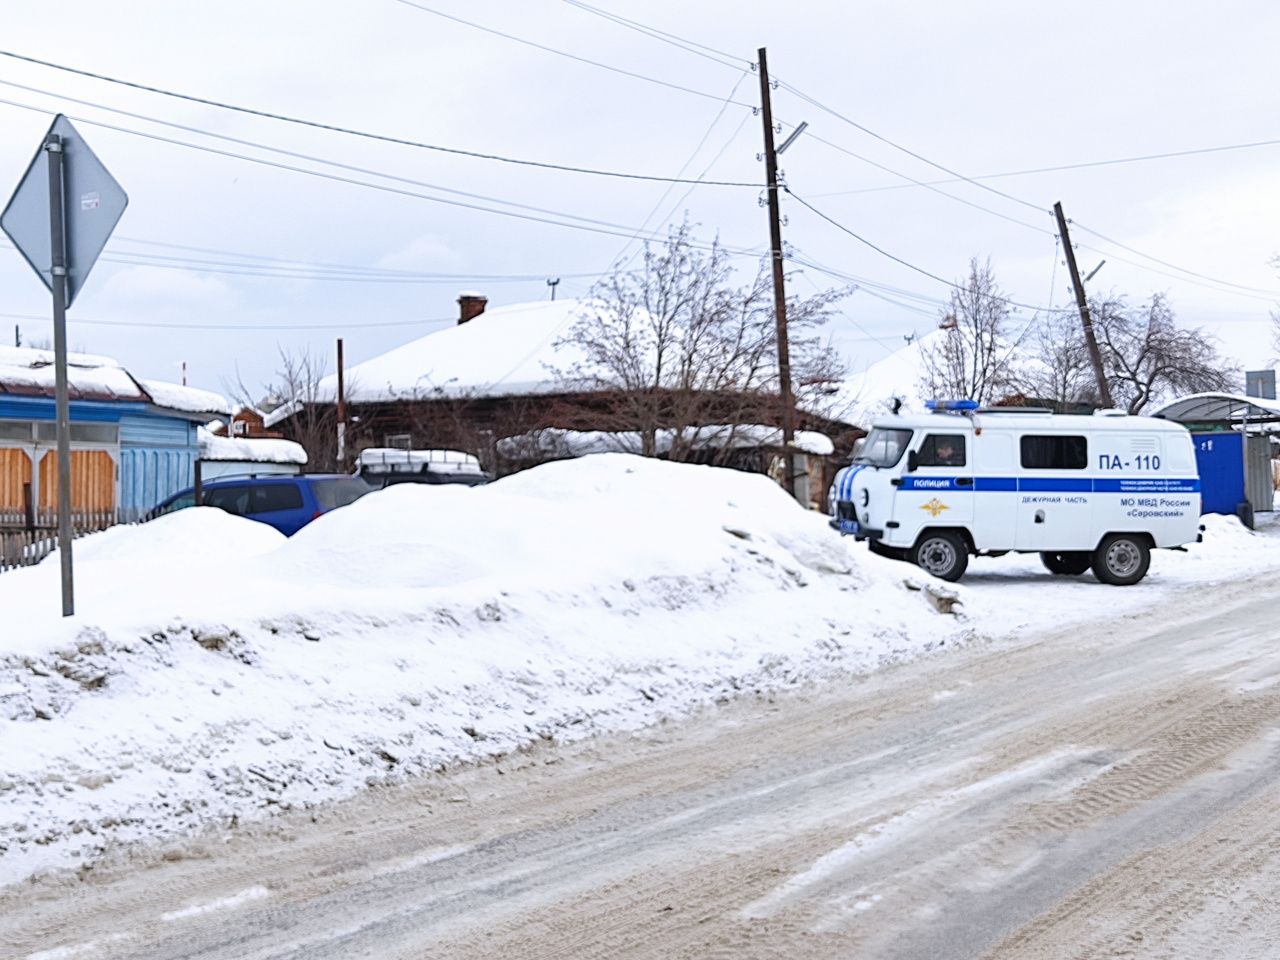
{"left": 913, "top": 531, "right": 968, "bottom": 582}
{"left": 1041, "top": 551, "right": 1092, "bottom": 576}
{"left": 1092, "top": 534, "right": 1151, "bottom": 586}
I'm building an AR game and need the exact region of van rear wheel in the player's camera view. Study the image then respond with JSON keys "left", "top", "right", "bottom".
{"left": 913, "top": 531, "right": 968, "bottom": 582}
{"left": 1092, "top": 534, "right": 1151, "bottom": 586}
{"left": 1040, "top": 551, "right": 1091, "bottom": 576}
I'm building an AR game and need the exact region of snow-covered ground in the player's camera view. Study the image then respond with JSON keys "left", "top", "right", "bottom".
{"left": 1, "top": 455, "right": 1276, "bottom": 888}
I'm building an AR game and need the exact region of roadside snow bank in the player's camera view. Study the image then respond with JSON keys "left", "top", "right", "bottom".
{"left": 0, "top": 456, "right": 949, "bottom": 886}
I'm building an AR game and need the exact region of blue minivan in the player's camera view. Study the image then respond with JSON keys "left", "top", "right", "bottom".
{"left": 148, "top": 475, "right": 373, "bottom": 535}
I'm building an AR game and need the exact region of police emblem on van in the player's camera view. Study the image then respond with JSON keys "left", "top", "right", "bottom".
{"left": 920, "top": 498, "right": 949, "bottom": 518}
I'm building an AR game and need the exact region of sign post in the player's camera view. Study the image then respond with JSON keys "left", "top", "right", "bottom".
{"left": 2, "top": 115, "right": 128, "bottom": 617}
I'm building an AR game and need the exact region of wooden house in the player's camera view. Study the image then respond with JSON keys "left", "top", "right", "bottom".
{"left": 0, "top": 346, "right": 229, "bottom": 523}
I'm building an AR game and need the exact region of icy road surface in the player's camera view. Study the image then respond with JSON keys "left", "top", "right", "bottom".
{"left": 5, "top": 574, "right": 1279, "bottom": 959}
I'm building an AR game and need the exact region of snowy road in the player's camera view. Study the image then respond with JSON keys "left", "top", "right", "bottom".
{"left": 6, "top": 573, "right": 1280, "bottom": 959}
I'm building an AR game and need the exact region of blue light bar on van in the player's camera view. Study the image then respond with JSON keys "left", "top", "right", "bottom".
{"left": 925, "top": 399, "right": 979, "bottom": 412}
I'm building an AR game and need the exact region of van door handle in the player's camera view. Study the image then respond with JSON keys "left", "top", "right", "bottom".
{"left": 955, "top": 477, "right": 974, "bottom": 487}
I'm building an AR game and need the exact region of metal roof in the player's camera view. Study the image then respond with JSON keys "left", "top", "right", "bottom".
{"left": 1149, "top": 392, "right": 1280, "bottom": 425}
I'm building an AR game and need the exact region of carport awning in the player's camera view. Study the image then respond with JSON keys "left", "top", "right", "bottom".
{"left": 1151, "top": 392, "right": 1280, "bottom": 425}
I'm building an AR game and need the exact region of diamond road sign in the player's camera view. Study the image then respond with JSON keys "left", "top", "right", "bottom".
{"left": 2, "top": 114, "right": 128, "bottom": 307}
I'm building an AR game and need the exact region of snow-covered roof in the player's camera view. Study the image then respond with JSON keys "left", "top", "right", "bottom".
{"left": 329, "top": 299, "right": 593, "bottom": 404}
{"left": 498, "top": 425, "right": 835, "bottom": 459}
{"left": 0, "top": 345, "right": 230, "bottom": 416}
{"left": 825, "top": 330, "right": 944, "bottom": 427}
{"left": 0, "top": 344, "right": 146, "bottom": 403}
{"left": 1151, "top": 392, "right": 1280, "bottom": 425}
{"left": 197, "top": 427, "right": 308, "bottom": 464}
{"left": 138, "top": 379, "right": 232, "bottom": 416}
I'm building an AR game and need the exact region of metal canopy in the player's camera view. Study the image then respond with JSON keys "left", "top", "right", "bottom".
{"left": 1, "top": 115, "right": 128, "bottom": 307}
{"left": 1151, "top": 392, "right": 1280, "bottom": 426}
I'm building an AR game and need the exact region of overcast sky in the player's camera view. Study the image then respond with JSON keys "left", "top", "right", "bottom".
{"left": 2, "top": 0, "right": 1278, "bottom": 398}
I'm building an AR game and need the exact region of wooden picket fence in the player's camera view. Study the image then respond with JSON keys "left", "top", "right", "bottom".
{"left": 0, "top": 511, "right": 121, "bottom": 574}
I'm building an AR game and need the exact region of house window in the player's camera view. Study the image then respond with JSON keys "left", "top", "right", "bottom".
{"left": 0, "top": 420, "right": 33, "bottom": 442}
{"left": 384, "top": 433, "right": 412, "bottom": 450}
{"left": 232, "top": 420, "right": 249, "bottom": 437}
{"left": 1020, "top": 435, "right": 1087, "bottom": 470}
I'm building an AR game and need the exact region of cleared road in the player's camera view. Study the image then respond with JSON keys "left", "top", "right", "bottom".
{"left": 5, "top": 574, "right": 1280, "bottom": 959}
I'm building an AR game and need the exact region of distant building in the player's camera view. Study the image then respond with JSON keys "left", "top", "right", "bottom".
{"left": 197, "top": 427, "right": 307, "bottom": 481}
{"left": 0, "top": 346, "right": 229, "bottom": 523}
{"left": 265, "top": 294, "right": 854, "bottom": 500}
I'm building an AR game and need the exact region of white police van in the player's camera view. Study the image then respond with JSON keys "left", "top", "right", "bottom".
{"left": 828, "top": 401, "right": 1201, "bottom": 585}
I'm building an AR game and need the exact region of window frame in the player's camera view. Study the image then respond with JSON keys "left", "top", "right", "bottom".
{"left": 1019, "top": 434, "right": 1088, "bottom": 470}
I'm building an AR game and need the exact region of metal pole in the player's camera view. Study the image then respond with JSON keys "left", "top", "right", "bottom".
{"left": 336, "top": 337, "right": 347, "bottom": 470}
{"left": 45, "top": 132, "right": 74, "bottom": 617}
{"left": 757, "top": 47, "right": 800, "bottom": 502}
{"left": 1053, "top": 201, "right": 1114, "bottom": 409}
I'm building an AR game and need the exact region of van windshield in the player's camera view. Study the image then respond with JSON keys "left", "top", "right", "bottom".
{"left": 855, "top": 428, "right": 913, "bottom": 468}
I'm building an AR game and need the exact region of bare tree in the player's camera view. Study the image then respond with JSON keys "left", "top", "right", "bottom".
{"left": 1092, "top": 293, "right": 1235, "bottom": 414}
{"left": 917, "top": 258, "right": 1019, "bottom": 405}
{"left": 1017, "top": 311, "right": 1102, "bottom": 409}
{"left": 266, "top": 346, "right": 341, "bottom": 470}
{"left": 552, "top": 221, "right": 846, "bottom": 464}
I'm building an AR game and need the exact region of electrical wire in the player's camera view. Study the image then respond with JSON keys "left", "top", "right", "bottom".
{"left": 386, "top": 0, "right": 757, "bottom": 110}
{"left": 0, "top": 48, "right": 760, "bottom": 187}
{"left": 0, "top": 94, "right": 764, "bottom": 258}
{"left": 559, "top": 0, "right": 751, "bottom": 71}
{"left": 786, "top": 189, "right": 1061, "bottom": 313}
{"left": 1068, "top": 222, "right": 1280, "bottom": 297}
{"left": 809, "top": 137, "right": 1280, "bottom": 198}
{"left": 0, "top": 309, "right": 456, "bottom": 331}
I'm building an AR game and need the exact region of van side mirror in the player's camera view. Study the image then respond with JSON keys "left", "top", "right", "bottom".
{"left": 906, "top": 450, "right": 919, "bottom": 472}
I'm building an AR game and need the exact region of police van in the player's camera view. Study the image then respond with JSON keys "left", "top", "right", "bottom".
{"left": 828, "top": 401, "right": 1201, "bottom": 585}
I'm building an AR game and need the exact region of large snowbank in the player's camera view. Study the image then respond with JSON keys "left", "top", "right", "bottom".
{"left": 1, "top": 456, "right": 1277, "bottom": 887}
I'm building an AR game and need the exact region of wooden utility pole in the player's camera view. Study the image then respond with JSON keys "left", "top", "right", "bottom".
{"left": 336, "top": 338, "right": 347, "bottom": 470}
{"left": 1053, "top": 201, "right": 1114, "bottom": 408}
{"left": 757, "top": 47, "right": 801, "bottom": 502}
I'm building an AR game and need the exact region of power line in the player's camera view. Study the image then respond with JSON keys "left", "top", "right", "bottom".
{"left": 0, "top": 48, "right": 760, "bottom": 187}
{"left": 809, "top": 137, "right": 1280, "bottom": 198}
{"left": 112, "top": 235, "right": 603, "bottom": 281}
{"left": 386, "top": 1, "right": 757, "bottom": 110}
{"left": 786, "top": 189, "right": 1061, "bottom": 314}
{"left": 559, "top": 0, "right": 750, "bottom": 71}
{"left": 0, "top": 94, "right": 764, "bottom": 258}
{"left": 0, "top": 309, "right": 456, "bottom": 331}
{"left": 1068, "top": 221, "right": 1280, "bottom": 298}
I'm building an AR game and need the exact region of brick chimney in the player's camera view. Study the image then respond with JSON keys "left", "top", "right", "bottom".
{"left": 457, "top": 292, "right": 488, "bottom": 325}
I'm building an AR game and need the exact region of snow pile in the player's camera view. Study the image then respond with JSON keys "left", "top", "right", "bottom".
{"left": 2, "top": 455, "right": 1277, "bottom": 888}
{"left": 0, "top": 455, "right": 947, "bottom": 885}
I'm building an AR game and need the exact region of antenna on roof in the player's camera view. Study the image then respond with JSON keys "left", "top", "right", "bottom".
{"left": 546, "top": 277, "right": 560, "bottom": 301}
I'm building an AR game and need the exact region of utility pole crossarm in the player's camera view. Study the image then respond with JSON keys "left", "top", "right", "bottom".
{"left": 1053, "top": 201, "right": 1114, "bottom": 409}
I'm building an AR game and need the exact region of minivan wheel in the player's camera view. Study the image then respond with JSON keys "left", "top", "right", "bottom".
{"left": 1040, "top": 551, "right": 1092, "bottom": 576}
{"left": 913, "top": 531, "right": 968, "bottom": 582}
{"left": 1091, "top": 534, "right": 1151, "bottom": 586}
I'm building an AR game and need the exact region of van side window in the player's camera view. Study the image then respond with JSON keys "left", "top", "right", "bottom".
{"left": 917, "top": 434, "right": 966, "bottom": 467}
{"left": 1021, "top": 435, "right": 1087, "bottom": 470}
{"left": 254, "top": 484, "right": 305, "bottom": 513}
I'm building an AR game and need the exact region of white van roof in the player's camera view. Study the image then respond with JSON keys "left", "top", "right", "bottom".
{"left": 871, "top": 410, "right": 1190, "bottom": 434}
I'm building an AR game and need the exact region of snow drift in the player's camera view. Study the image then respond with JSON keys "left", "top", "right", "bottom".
{"left": 1, "top": 455, "right": 1275, "bottom": 887}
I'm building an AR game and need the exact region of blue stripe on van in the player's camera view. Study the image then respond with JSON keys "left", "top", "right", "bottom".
{"left": 895, "top": 476, "right": 1200, "bottom": 494}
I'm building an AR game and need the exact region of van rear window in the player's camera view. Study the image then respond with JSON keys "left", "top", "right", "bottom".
{"left": 1020, "top": 435, "right": 1087, "bottom": 470}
